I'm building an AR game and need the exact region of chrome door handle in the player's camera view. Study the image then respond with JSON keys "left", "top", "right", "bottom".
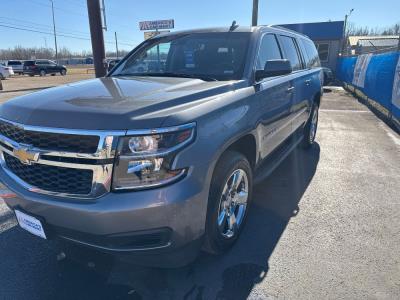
{"left": 305, "top": 79, "right": 311, "bottom": 85}
{"left": 286, "top": 87, "right": 295, "bottom": 93}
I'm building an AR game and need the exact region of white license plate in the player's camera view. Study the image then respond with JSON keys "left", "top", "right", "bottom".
{"left": 15, "top": 210, "right": 47, "bottom": 239}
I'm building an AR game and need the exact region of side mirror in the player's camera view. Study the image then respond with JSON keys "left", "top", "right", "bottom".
{"left": 255, "top": 59, "right": 292, "bottom": 81}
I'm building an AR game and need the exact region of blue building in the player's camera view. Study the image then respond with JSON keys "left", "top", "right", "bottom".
{"left": 279, "top": 21, "right": 345, "bottom": 71}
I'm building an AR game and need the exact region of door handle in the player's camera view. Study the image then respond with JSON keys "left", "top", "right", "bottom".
{"left": 305, "top": 79, "right": 311, "bottom": 85}
{"left": 286, "top": 87, "right": 295, "bottom": 93}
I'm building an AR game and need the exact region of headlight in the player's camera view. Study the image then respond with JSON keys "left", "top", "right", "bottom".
{"left": 112, "top": 123, "right": 195, "bottom": 190}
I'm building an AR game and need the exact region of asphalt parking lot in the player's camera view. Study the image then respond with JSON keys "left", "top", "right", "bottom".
{"left": 0, "top": 84, "right": 399, "bottom": 299}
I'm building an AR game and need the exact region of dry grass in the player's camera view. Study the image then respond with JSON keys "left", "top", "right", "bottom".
{"left": 66, "top": 65, "right": 95, "bottom": 75}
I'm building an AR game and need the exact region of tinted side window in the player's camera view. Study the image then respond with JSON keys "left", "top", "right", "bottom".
{"left": 301, "top": 39, "right": 321, "bottom": 68}
{"left": 256, "top": 34, "right": 282, "bottom": 69}
{"left": 279, "top": 36, "right": 302, "bottom": 71}
{"left": 23, "top": 61, "right": 35, "bottom": 66}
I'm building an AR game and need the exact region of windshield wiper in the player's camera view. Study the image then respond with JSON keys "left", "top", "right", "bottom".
{"left": 113, "top": 72, "right": 218, "bottom": 81}
{"left": 160, "top": 72, "right": 218, "bottom": 81}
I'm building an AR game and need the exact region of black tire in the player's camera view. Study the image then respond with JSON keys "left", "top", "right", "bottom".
{"left": 203, "top": 151, "right": 253, "bottom": 254}
{"left": 302, "top": 102, "right": 319, "bottom": 149}
{"left": 60, "top": 69, "right": 67, "bottom": 76}
{"left": 29, "top": 74, "right": 35, "bottom": 77}
{"left": 39, "top": 70, "right": 46, "bottom": 77}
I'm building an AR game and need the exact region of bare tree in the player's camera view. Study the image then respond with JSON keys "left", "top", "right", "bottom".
{"left": 347, "top": 22, "right": 400, "bottom": 36}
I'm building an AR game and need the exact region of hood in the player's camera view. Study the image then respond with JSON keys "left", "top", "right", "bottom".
{"left": 0, "top": 77, "right": 236, "bottom": 130}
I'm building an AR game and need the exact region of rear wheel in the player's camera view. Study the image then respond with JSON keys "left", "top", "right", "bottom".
{"left": 39, "top": 70, "right": 46, "bottom": 77}
{"left": 302, "top": 103, "right": 319, "bottom": 148}
{"left": 203, "top": 151, "right": 253, "bottom": 254}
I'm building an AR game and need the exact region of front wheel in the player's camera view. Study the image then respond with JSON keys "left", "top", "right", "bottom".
{"left": 302, "top": 103, "right": 319, "bottom": 148}
{"left": 60, "top": 69, "right": 67, "bottom": 76}
{"left": 203, "top": 151, "right": 253, "bottom": 254}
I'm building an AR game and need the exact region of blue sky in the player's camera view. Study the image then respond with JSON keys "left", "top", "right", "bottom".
{"left": 0, "top": 0, "right": 399, "bottom": 53}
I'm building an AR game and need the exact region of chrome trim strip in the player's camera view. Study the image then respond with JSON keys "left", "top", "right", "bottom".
{"left": 126, "top": 122, "right": 196, "bottom": 136}
{"left": 0, "top": 117, "right": 126, "bottom": 160}
{"left": 0, "top": 117, "right": 126, "bottom": 136}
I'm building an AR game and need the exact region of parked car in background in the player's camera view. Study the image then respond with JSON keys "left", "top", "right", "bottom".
{"left": 0, "top": 64, "right": 14, "bottom": 79}
{"left": 322, "top": 67, "right": 334, "bottom": 85}
{"left": 0, "top": 26, "right": 322, "bottom": 267}
{"left": 23, "top": 59, "right": 67, "bottom": 76}
{"left": 6, "top": 60, "right": 24, "bottom": 75}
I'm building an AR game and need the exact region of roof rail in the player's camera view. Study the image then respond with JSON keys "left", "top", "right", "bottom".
{"left": 267, "top": 25, "right": 310, "bottom": 38}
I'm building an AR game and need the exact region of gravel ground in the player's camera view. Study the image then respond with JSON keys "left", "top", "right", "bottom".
{"left": 0, "top": 87, "right": 399, "bottom": 300}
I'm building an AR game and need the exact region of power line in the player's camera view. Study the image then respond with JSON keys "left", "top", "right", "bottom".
{"left": 0, "top": 17, "right": 134, "bottom": 45}
{"left": 10, "top": 1, "right": 135, "bottom": 44}
{"left": 22, "top": 0, "right": 89, "bottom": 18}
{"left": 0, "top": 21, "right": 89, "bottom": 40}
{"left": 0, "top": 22, "right": 134, "bottom": 46}
{"left": 0, "top": 16, "right": 90, "bottom": 36}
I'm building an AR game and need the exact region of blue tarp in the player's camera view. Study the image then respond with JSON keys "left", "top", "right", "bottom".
{"left": 336, "top": 51, "right": 400, "bottom": 120}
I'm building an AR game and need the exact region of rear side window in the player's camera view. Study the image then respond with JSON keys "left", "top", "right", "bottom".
{"left": 301, "top": 39, "right": 321, "bottom": 68}
{"left": 279, "top": 36, "right": 302, "bottom": 71}
{"left": 23, "top": 61, "right": 35, "bottom": 66}
{"left": 8, "top": 61, "right": 21, "bottom": 66}
{"left": 256, "top": 34, "right": 282, "bottom": 69}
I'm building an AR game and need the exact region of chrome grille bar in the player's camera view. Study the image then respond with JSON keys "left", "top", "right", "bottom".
{"left": 0, "top": 117, "right": 126, "bottom": 199}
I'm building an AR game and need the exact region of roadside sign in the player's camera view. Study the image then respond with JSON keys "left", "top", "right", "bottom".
{"left": 144, "top": 30, "right": 170, "bottom": 40}
{"left": 139, "top": 19, "right": 174, "bottom": 31}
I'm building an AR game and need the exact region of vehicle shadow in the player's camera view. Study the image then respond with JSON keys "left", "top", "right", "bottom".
{"left": 0, "top": 143, "right": 320, "bottom": 300}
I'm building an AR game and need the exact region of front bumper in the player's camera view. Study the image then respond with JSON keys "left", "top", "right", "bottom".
{"left": 0, "top": 163, "right": 210, "bottom": 266}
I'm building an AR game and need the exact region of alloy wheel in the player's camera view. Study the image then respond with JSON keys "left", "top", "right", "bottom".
{"left": 217, "top": 169, "right": 249, "bottom": 238}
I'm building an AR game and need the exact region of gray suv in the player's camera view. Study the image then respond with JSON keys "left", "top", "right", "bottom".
{"left": 0, "top": 26, "right": 322, "bottom": 267}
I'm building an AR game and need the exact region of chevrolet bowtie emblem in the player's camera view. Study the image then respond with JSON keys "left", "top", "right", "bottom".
{"left": 13, "top": 145, "right": 40, "bottom": 165}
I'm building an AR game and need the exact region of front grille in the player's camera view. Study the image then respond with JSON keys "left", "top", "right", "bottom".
{"left": 0, "top": 120, "right": 99, "bottom": 153}
{"left": 3, "top": 153, "right": 93, "bottom": 195}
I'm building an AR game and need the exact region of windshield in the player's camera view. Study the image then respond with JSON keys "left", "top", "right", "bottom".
{"left": 112, "top": 32, "right": 251, "bottom": 81}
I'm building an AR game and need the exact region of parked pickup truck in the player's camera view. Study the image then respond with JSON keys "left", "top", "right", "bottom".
{"left": 0, "top": 25, "right": 322, "bottom": 267}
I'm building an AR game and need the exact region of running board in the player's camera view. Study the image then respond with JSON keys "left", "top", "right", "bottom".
{"left": 254, "top": 134, "right": 303, "bottom": 185}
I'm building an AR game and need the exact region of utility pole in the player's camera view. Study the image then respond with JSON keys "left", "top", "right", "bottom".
{"left": 114, "top": 31, "right": 119, "bottom": 59}
{"left": 252, "top": 0, "right": 259, "bottom": 26}
{"left": 87, "top": 0, "right": 106, "bottom": 77}
{"left": 49, "top": 0, "right": 58, "bottom": 62}
{"left": 342, "top": 8, "right": 354, "bottom": 54}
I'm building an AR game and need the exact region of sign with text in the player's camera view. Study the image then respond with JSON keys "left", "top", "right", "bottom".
{"left": 139, "top": 19, "right": 174, "bottom": 31}
{"left": 144, "top": 30, "right": 170, "bottom": 40}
